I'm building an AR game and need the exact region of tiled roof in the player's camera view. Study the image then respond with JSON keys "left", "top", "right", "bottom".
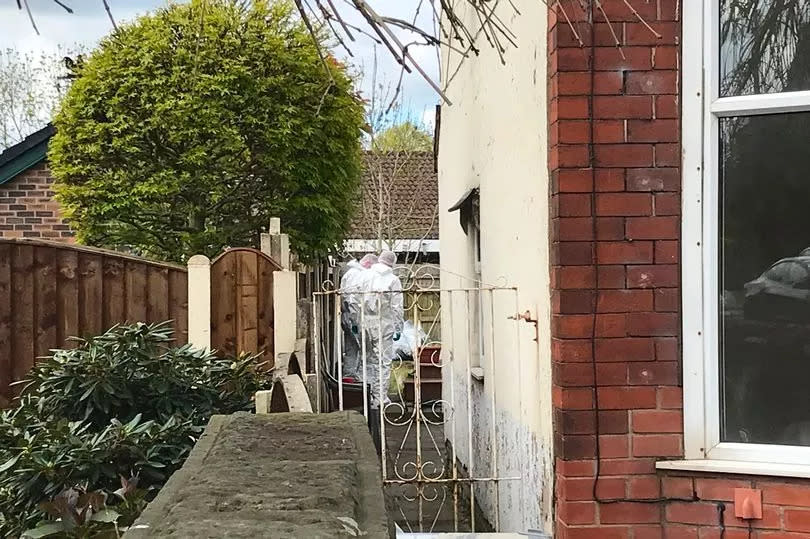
{"left": 350, "top": 151, "right": 438, "bottom": 241}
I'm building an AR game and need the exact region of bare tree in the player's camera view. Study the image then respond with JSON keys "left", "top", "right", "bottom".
{"left": 0, "top": 48, "right": 70, "bottom": 150}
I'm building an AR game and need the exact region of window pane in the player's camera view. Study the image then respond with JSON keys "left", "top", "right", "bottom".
{"left": 720, "top": 112, "right": 810, "bottom": 446}
{"left": 720, "top": 0, "right": 810, "bottom": 97}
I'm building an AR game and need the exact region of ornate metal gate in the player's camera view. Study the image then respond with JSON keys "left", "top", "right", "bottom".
{"left": 312, "top": 264, "right": 525, "bottom": 533}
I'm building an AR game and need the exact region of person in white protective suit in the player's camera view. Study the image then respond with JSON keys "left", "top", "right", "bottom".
{"left": 362, "top": 250, "right": 404, "bottom": 408}
{"left": 340, "top": 254, "right": 377, "bottom": 379}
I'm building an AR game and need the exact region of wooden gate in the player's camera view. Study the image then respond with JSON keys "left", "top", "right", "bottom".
{"left": 210, "top": 248, "right": 280, "bottom": 369}
{"left": 0, "top": 239, "right": 188, "bottom": 405}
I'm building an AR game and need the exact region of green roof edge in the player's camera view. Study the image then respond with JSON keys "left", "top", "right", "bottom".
{"left": 0, "top": 139, "right": 49, "bottom": 185}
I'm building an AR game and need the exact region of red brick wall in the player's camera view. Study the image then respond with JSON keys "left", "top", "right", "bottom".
{"left": 549, "top": 2, "right": 810, "bottom": 538}
{"left": 0, "top": 163, "right": 74, "bottom": 241}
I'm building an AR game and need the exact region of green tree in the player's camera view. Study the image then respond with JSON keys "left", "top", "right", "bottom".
{"left": 372, "top": 121, "right": 433, "bottom": 152}
{"left": 49, "top": 0, "right": 365, "bottom": 263}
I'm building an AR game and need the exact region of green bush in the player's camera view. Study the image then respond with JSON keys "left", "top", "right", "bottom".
{"left": 49, "top": 0, "right": 366, "bottom": 263}
{"left": 0, "top": 322, "right": 270, "bottom": 537}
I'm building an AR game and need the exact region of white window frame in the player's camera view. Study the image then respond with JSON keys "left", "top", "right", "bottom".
{"left": 679, "top": 0, "right": 810, "bottom": 473}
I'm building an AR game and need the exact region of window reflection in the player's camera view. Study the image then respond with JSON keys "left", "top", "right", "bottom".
{"left": 720, "top": 0, "right": 810, "bottom": 97}
{"left": 720, "top": 112, "right": 810, "bottom": 446}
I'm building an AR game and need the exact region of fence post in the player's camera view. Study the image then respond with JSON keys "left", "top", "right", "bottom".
{"left": 260, "top": 217, "right": 290, "bottom": 270}
{"left": 187, "top": 255, "right": 211, "bottom": 350}
{"left": 273, "top": 270, "right": 297, "bottom": 363}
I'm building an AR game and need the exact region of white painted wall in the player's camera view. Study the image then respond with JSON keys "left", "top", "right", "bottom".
{"left": 438, "top": 0, "right": 552, "bottom": 534}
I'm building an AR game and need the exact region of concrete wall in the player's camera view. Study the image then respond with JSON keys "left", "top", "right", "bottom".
{"left": 127, "top": 412, "right": 390, "bottom": 538}
{"left": 438, "top": 0, "right": 552, "bottom": 533}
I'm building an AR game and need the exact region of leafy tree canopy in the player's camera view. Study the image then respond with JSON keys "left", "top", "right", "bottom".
{"left": 372, "top": 121, "right": 433, "bottom": 153}
{"left": 49, "top": 0, "right": 365, "bottom": 263}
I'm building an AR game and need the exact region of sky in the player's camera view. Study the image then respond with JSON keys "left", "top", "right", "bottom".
{"left": 0, "top": 0, "right": 440, "bottom": 131}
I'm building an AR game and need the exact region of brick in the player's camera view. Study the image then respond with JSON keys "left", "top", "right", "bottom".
{"left": 656, "top": 143, "right": 680, "bottom": 166}
{"left": 558, "top": 501, "right": 596, "bottom": 524}
{"left": 627, "top": 168, "right": 680, "bottom": 192}
{"left": 554, "top": 314, "right": 594, "bottom": 339}
{"left": 556, "top": 242, "right": 594, "bottom": 265}
{"left": 559, "top": 388, "right": 594, "bottom": 410}
{"left": 629, "top": 361, "right": 679, "bottom": 385}
{"left": 762, "top": 483, "right": 810, "bottom": 507}
{"left": 558, "top": 267, "right": 597, "bottom": 290}
{"left": 725, "top": 503, "right": 781, "bottom": 529}
{"left": 594, "top": 46, "right": 653, "bottom": 70}
{"left": 632, "top": 410, "right": 683, "bottom": 433}
{"left": 666, "top": 502, "right": 721, "bottom": 526}
{"left": 557, "top": 169, "right": 594, "bottom": 192}
{"left": 560, "top": 434, "right": 596, "bottom": 459}
{"left": 596, "top": 144, "right": 655, "bottom": 167}
{"left": 655, "top": 95, "right": 679, "bottom": 118}
{"left": 655, "top": 288, "right": 679, "bottom": 312}
{"left": 594, "top": 96, "right": 653, "bottom": 119}
{"left": 597, "top": 241, "right": 654, "bottom": 264}
{"left": 662, "top": 477, "right": 694, "bottom": 499}
{"left": 656, "top": 338, "right": 679, "bottom": 361}
{"left": 626, "top": 216, "right": 679, "bottom": 239}
{"left": 595, "top": 337, "right": 655, "bottom": 361}
{"left": 557, "top": 96, "right": 590, "bottom": 118}
{"left": 594, "top": 120, "right": 625, "bottom": 143}
{"left": 596, "top": 314, "right": 628, "bottom": 338}
{"left": 597, "top": 217, "right": 626, "bottom": 240}
{"left": 597, "top": 193, "right": 653, "bottom": 216}
{"left": 599, "top": 501, "right": 660, "bottom": 524}
{"left": 665, "top": 526, "right": 698, "bottom": 539}
{"left": 599, "top": 458, "right": 656, "bottom": 475}
{"left": 659, "top": 387, "right": 683, "bottom": 409}
{"left": 598, "top": 410, "right": 629, "bottom": 434}
{"left": 558, "top": 47, "right": 591, "bottom": 71}
{"left": 557, "top": 72, "right": 591, "bottom": 95}
{"left": 597, "top": 290, "right": 654, "bottom": 313}
{"left": 598, "top": 266, "right": 627, "bottom": 289}
{"left": 628, "top": 119, "right": 679, "bottom": 142}
{"left": 559, "top": 409, "right": 596, "bottom": 435}
{"left": 595, "top": 71, "right": 624, "bottom": 94}
{"left": 558, "top": 144, "right": 591, "bottom": 167}
{"left": 556, "top": 459, "right": 595, "bottom": 477}
{"left": 596, "top": 2, "right": 657, "bottom": 22}
{"left": 595, "top": 169, "right": 626, "bottom": 192}
{"left": 599, "top": 434, "right": 630, "bottom": 458}
{"left": 559, "top": 217, "right": 594, "bottom": 240}
{"left": 597, "top": 387, "right": 657, "bottom": 409}
{"left": 555, "top": 290, "right": 591, "bottom": 315}
{"left": 653, "top": 193, "right": 679, "bottom": 217}
{"left": 626, "top": 313, "right": 679, "bottom": 336}
{"left": 633, "top": 434, "right": 682, "bottom": 457}
{"left": 596, "top": 363, "right": 628, "bottom": 385}
{"left": 635, "top": 525, "right": 663, "bottom": 539}
{"left": 627, "top": 265, "right": 679, "bottom": 288}
{"left": 628, "top": 475, "right": 661, "bottom": 499}
{"left": 626, "top": 71, "right": 678, "bottom": 95}
{"left": 555, "top": 363, "right": 595, "bottom": 387}
{"left": 557, "top": 193, "right": 591, "bottom": 217}
{"left": 655, "top": 240, "right": 679, "bottom": 263}
{"left": 626, "top": 23, "right": 680, "bottom": 45}
{"left": 558, "top": 121, "right": 592, "bottom": 144}
{"left": 697, "top": 529, "right": 751, "bottom": 539}
{"left": 553, "top": 339, "right": 593, "bottom": 363}
{"left": 566, "top": 527, "right": 630, "bottom": 539}
{"left": 758, "top": 533, "right": 810, "bottom": 539}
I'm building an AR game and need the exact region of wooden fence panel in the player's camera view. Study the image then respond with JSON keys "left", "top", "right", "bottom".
{"left": 211, "top": 248, "right": 280, "bottom": 368}
{"left": 0, "top": 239, "right": 189, "bottom": 400}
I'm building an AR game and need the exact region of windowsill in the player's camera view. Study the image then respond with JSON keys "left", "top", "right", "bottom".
{"left": 656, "top": 459, "right": 810, "bottom": 479}
{"left": 470, "top": 367, "right": 485, "bottom": 382}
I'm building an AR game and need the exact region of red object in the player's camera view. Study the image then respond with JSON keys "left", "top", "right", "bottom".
{"left": 734, "top": 488, "right": 763, "bottom": 520}
{"left": 342, "top": 376, "right": 357, "bottom": 384}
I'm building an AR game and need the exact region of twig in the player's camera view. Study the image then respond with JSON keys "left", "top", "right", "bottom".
{"left": 595, "top": 0, "right": 625, "bottom": 59}
{"left": 622, "top": 0, "right": 662, "bottom": 38}
{"left": 52, "top": 0, "right": 73, "bottom": 13}
{"left": 102, "top": 0, "right": 117, "bottom": 30}
{"left": 555, "top": 0, "right": 584, "bottom": 47}
{"left": 22, "top": 0, "right": 39, "bottom": 35}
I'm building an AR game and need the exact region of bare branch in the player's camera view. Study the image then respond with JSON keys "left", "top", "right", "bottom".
{"left": 102, "top": 0, "right": 117, "bottom": 30}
